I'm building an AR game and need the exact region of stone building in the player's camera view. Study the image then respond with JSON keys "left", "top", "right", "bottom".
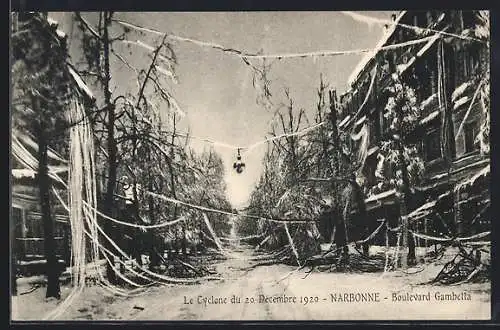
{"left": 337, "top": 10, "right": 490, "bottom": 245}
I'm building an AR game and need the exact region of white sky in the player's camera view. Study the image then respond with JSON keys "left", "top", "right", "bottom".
{"left": 50, "top": 11, "right": 395, "bottom": 209}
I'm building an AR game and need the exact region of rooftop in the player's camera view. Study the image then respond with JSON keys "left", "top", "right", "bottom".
{"left": 47, "top": 15, "right": 96, "bottom": 102}
{"left": 347, "top": 11, "right": 407, "bottom": 88}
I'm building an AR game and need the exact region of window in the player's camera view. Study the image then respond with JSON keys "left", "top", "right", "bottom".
{"left": 26, "top": 214, "right": 43, "bottom": 238}
{"left": 12, "top": 207, "right": 24, "bottom": 237}
{"left": 54, "top": 222, "right": 65, "bottom": 237}
{"left": 424, "top": 129, "right": 441, "bottom": 161}
{"left": 464, "top": 121, "right": 479, "bottom": 153}
{"left": 465, "top": 46, "right": 480, "bottom": 77}
{"left": 415, "top": 59, "right": 433, "bottom": 100}
{"left": 380, "top": 106, "right": 387, "bottom": 137}
{"left": 384, "top": 53, "right": 396, "bottom": 74}
{"left": 444, "top": 44, "right": 456, "bottom": 95}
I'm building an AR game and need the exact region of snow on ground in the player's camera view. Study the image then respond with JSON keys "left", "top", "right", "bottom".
{"left": 11, "top": 245, "right": 491, "bottom": 321}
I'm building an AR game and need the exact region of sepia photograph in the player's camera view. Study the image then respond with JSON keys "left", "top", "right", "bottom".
{"left": 10, "top": 10, "right": 491, "bottom": 321}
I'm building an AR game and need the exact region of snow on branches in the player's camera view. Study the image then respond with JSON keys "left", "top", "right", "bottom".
{"left": 379, "top": 72, "right": 425, "bottom": 190}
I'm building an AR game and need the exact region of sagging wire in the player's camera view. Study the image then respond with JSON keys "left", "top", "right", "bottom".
{"left": 128, "top": 116, "right": 325, "bottom": 154}
{"left": 114, "top": 18, "right": 439, "bottom": 60}
{"left": 341, "top": 11, "right": 487, "bottom": 44}
{"left": 43, "top": 98, "right": 99, "bottom": 320}
{"left": 219, "top": 234, "right": 263, "bottom": 241}
{"left": 52, "top": 187, "right": 160, "bottom": 289}
{"left": 345, "top": 63, "right": 378, "bottom": 130}
{"left": 58, "top": 187, "right": 225, "bottom": 284}
{"left": 144, "top": 190, "right": 316, "bottom": 224}
{"left": 111, "top": 18, "right": 441, "bottom": 162}
{"left": 14, "top": 118, "right": 219, "bottom": 320}
{"left": 14, "top": 129, "right": 316, "bottom": 241}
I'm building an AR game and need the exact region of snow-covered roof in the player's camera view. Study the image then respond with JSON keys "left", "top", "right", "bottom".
{"left": 404, "top": 191, "right": 451, "bottom": 222}
{"left": 47, "top": 17, "right": 58, "bottom": 27}
{"left": 405, "top": 200, "right": 436, "bottom": 221}
{"left": 14, "top": 130, "right": 68, "bottom": 164}
{"left": 354, "top": 115, "right": 367, "bottom": 126}
{"left": 365, "top": 188, "right": 396, "bottom": 203}
{"left": 45, "top": 16, "right": 94, "bottom": 101}
{"left": 56, "top": 29, "right": 66, "bottom": 39}
{"left": 429, "top": 172, "right": 448, "bottom": 181}
{"left": 11, "top": 166, "right": 68, "bottom": 179}
{"left": 452, "top": 81, "right": 473, "bottom": 102}
{"left": 453, "top": 96, "right": 471, "bottom": 110}
{"left": 455, "top": 164, "right": 490, "bottom": 192}
{"left": 347, "top": 11, "right": 407, "bottom": 87}
{"left": 420, "top": 110, "right": 440, "bottom": 125}
{"left": 12, "top": 169, "right": 36, "bottom": 179}
{"left": 338, "top": 115, "right": 351, "bottom": 128}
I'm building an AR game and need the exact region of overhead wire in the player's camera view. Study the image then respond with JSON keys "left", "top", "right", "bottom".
{"left": 57, "top": 185, "right": 225, "bottom": 284}
{"left": 15, "top": 132, "right": 317, "bottom": 287}
{"left": 14, "top": 13, "right": 490, "bottom": 308}
{"left": 13, "top": 133, "right": 317, "bottom": 225}
{"left": 114, "top": 18, "right": 440, "bottom": 60}
{"left": 34, "top": 18, "right": 448, "bottom": 159}
{"left": 341, "top": 11, "right": 486, "bottom": 44}
{"left": 13, "top": 128, "right": 225, "bottom": 316}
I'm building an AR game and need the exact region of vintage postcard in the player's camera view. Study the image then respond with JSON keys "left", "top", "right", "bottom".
{"left": 10, "top": 10, "right": 491, "bottom": 321}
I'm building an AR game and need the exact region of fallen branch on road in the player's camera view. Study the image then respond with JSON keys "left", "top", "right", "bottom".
{"left": 242, "top": 255, "right": 290, "bottom": 273}
{"left": 431, "top": 243, "right": 490, "bottom": 285}
{"left": 19, "top": 284, "right": 42, "bottom": 295}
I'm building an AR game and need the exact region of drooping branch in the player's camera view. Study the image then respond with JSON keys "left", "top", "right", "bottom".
{"left": 75, "top": 12, "right": 102, "bottom": 41}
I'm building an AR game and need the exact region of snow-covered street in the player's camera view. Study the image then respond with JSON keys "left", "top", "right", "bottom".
{"left": 12, "top": 244, "right": 490, "bottom": 321}
{"left": 10, "top": 10, "right": 492, "bottom": 323}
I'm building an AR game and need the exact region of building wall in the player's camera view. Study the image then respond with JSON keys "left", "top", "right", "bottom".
{"left": 340, "top": 10, "right": 487, "bottom": 175}
{"left": 11, "top": 12, "right": 95, "bottom": 271}
{"left": 337, "top": 10, "right": 489, "bottom": 234}
{"left": 12, "top": 182, "right": 71, "bottom": 263}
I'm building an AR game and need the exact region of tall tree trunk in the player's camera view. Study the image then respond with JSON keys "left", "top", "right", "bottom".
{"left": 329, "top": 89, "right": 343, "bottom": 203}
{"left": 101, "top": 11, "right": 118, "bottom": 284}
{"left": 37, "top": 122, "right": 61, "bottom": 299}
{"left": 182, "top": 224, "right": 187, "bottom": 256}
{"left": 147, "top": 152, "right": 159, "bottom": 268}
{"left": 329, "top": 89, "right": 339, "bottom": 201}
{"left": 329, "top": 90, "right": 340, "bottom": 173}
{"left": 397, "top": 126, "right": 416, "bottom": 268}
{"left": 329, "top": 90, "right": 351, "bottom": 261}
{"left": 350, "top": 179, "right": 369, "bottom": 255}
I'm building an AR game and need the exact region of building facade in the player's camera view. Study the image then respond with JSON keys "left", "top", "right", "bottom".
{"left": 337, "top": 10, "right": 490, "bottom": 245}
{"left": 11, "top": 12, "right": 96, "bottom": 275}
